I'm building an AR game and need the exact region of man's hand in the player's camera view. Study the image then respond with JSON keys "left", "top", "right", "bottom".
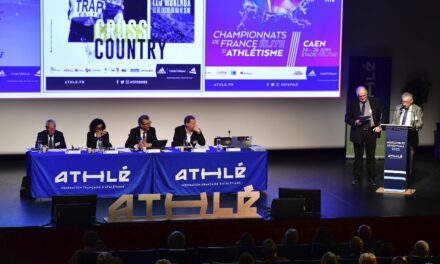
{"left": 355, "top": 120, "right": 362, "bottom": 126}
{"left": 193, "top": 126, "right": 201, "bottom": 134}
{"left": 139, "top": 141, "right": 152, "bottom": 148}
{"left": 373, "top": 126, "right": 382, "bottom": 133}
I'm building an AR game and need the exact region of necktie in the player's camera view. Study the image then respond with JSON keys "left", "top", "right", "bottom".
{"left": 49, "top": 136, "right": 54, "bottom": 149}
{"left": 401, "top": 109, "right": 408, "bottom": 125}
{"left": 361, "top": 102, "right": 365, "bottom": 115}
{"left": 143, "top": 132, "right": 147, "bottom": 142}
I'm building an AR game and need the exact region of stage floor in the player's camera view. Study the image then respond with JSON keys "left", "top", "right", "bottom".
{"left": 0, "top": 149, "right": 439, "bottom": 228}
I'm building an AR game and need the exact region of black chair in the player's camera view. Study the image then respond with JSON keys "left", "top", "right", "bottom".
{"left": 156, "top": 248, "right": 197, "bottom": 264}
{"left": 311, "top": 243, "right": 334, "bottom": 259}
{"left": 292, "top": 260, "right": 321, "bottom": 264}
{"left": 236, "top": 246, "right": 264, "bottom": 260}
{"left": 197, "top": 247, "right": 237, "bottom": 263}
{"left": 278, "top": 244, "right": 314, "bottom": 261}
{"left": 255, "top": 261, "right": 292, "bottom": 264}
{"left": 113, "top": 249, "right": 157, "bottom": 264}
{"left": 76, "top": 251, "right": 101, "bottom": 264}
{"left": 408, "top": 257, "right": 440, "bottom": 264}
{"left": 338, "top": 258, "right": 358, "bottom": 264}
{"left": 330, "top": 243, "right": 350, "bottom": 256}
{"left": 364, "top": 241, "right": 384, "bottom": 255}
{"left": 376, "top": 257, "right": 393, "bottom": 264}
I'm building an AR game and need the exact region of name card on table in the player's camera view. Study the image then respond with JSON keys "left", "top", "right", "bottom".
{"left": 145, "top": 149, "right": 161, "bottom": 153}
{"left": 65, "top": 149, "right": 81, "bottom": 154}
{"left": 192, "top": 148, "right": 207, "bottom": 153}
{"left": 226, "top": 148, "right": 241, "bottom": 152}
{"left": 104, "top": 149, "right": 119, "bottom": 154}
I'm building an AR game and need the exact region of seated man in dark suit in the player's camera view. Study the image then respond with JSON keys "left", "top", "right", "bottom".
{"left": 35, "top": 119, "right": 67, "bottom": 149}
{"left": 172, "top": 115, "right": 206, "bottom": 147}
{"left": 125, "top": 114, "right": 158, "bottom": 148}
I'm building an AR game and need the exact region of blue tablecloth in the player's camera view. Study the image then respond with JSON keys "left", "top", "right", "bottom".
{"left": 26, "top": 147, "right": 267, "bottom": 198}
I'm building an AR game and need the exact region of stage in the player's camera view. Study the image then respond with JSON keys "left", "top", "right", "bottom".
{"left": 1, "top": 148, "right": 439, "bottom": 227}
{"left": 1, "top": 148, "right": 440, "bottom": 263}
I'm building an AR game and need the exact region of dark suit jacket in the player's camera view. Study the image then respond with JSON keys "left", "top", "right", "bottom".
{"left": 125, "top": 127, "right": 158, "bottom": 148}
{"left": 87, "top": 131, "right": 112, "bottom": 148}
{"left": 345, "top": 97, "right": 383, "bottom": 144}
{"left": 171, "top": 125, "right": 206, "bottom": 147}
{"left": 35, "top": 130, "right": 67, "bottom": 149}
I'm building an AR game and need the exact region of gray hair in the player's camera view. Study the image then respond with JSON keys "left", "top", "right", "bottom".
{"left": 45, "top": 119, "right": 56, "bottom": 127}
{"left": 410, "top": 240, "right": 429, "bottom": 257}
{"left": 356, "top": 86, "right": 368, "bottom": 96}
{"left": 401, "top": 92, "right": 413, "bottom": 101}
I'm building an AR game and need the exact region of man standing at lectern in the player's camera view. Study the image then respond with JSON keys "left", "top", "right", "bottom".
{"left": 345, "top": 86, "right": 383, "bottom": 186}
{"left": 392, "top": 92, "right": 423, "bottom": 181}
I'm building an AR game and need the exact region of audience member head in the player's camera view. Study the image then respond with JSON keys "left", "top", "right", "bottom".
{"left": 282, "top": 228, "right": 299, "bottom": 246}
{"left": 89, "top": 118, "right": 107, "bottom": 132}
{"left": 262, "top": 239, "right": 278, "bottom": 258}
{"left": 391, "top": 256, "right": 408, "bottom": 264}
{"left": 167, "top": 230, "right": 186, "bottom": 249}
{"left": 357, "top": 225, "right": 373, "bottom": 242}
{"left": 155, "top": 259, "right": 172, "bottom": 264}
{"left": 83, "top": 231, "right": 100, "bottom": 250}
{"left": 138, "top": 114, "right": 152, "bottom": 131}
{"left": 45, "top": 119, "right": 57, "bottom": 136}
{"left": 379, "top": 242, "right": 395, "bottom": 258}
{"left": 409, "top": 240, "right": 429, "bottom": 257}
{"left": 321, "top": 252, "right": 339, "bottom": 264}
{"left": 237, "top": 232, "right": 255, "bottom": 249}
{"left": 313, "top": 227, "right": 333, "bottom": 244}
{"left": 359, "top": 253, "right": 377, "bottom": 264}
{"left": 238, "top": 252, "right": 255, "bottom": 264}
{"left": 349, "top": 236, "right": 365, "bottom": 256}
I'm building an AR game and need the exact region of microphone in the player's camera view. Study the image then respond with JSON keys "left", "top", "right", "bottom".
{"left": 228, "top": 130, "right": 231, "bottom": 138}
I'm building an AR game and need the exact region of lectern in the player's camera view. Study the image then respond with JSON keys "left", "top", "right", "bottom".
{"left": 377, "top": 124, "right": 415, "bottom": 195}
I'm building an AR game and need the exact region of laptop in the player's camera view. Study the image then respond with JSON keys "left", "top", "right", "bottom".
{"left": 151, "top": 140, "right": 168, "bottom": 149}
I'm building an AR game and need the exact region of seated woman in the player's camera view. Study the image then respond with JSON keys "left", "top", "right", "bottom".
{"left": 87, "top": 118, "right": 112, "bottom": 148}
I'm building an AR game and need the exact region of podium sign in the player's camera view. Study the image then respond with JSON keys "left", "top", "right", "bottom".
{"left": 383, "top": 125, "right": 409, "bottom": 192}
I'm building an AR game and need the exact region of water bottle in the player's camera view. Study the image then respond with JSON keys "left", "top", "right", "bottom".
{"left": 216, "top": 137, "right": 221, "bottom": 151}
{"left": 37, "top": 139, "right": 43, "bottom": 153}
{"left": 97, "top": 138, "right": 103, "bottom": 151}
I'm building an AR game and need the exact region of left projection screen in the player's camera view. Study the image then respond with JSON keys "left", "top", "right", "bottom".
{"left": 0, "top": 0, "right": 343, "bottom": 98}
